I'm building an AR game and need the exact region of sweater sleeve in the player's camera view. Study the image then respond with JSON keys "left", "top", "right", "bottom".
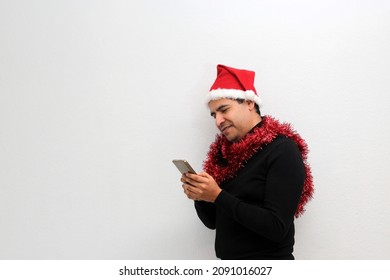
{"left": 194, "top": 201, "right": 216, "bottom": 229}
{"left": 213, "top": 140, "right": 305, "bottom": 242}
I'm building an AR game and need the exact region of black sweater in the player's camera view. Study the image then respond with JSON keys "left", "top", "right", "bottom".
{"left": 195, "top": 135, "right": 305, "bottom": 260}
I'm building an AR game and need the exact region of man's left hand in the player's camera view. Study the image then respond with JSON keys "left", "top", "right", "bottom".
{"left": 181, "top": 172, "right": 222, "bottom": 203}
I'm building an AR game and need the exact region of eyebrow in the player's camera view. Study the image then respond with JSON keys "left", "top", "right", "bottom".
{"left": 210, "top": 104, "right": 230, "bottom": 117}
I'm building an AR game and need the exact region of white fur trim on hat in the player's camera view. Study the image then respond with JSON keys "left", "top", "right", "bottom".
{"left": 207, "top": 89, "right": 262, "bottom": 107}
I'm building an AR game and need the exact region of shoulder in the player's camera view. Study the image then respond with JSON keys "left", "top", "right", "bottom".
{"left": 266, "top": 135, "right": 299, "bottom": 151}
{"left": 257, "top": 135, "right": 304, "bottom": 166}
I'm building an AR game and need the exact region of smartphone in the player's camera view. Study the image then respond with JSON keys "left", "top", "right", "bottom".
{"left": 172, "top": 159, "right": 197, "bottom": 175}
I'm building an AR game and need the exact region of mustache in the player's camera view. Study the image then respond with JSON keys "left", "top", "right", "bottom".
{"left": 219, "top": 122, "right": 233, "bottom": 132}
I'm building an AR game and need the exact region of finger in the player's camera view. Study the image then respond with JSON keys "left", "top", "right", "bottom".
{"left": 197, "top": 172, "right": 211, "bottom": 178}
{"left": 185, "top": 173, "right": 208, "bottom": 184}
{"left": 182, "top": 183, "right": 195, "bottom": 196}
{"left": 182, "top": 184, "right": 191, "bottom": 195}
{"left": 183, "top": 175, "right": 196, "bottom": 187}
{"left": 188, "top": 185, "right": 200, "bottom": 195}
{"left": 185, "top": 173, "right": 200, "bottom": 180}
{"left": 183, "top": 185, "right": 191, "bottom": 199}
{"left": 186, "top": 187, "right": 194, "bottom": 199}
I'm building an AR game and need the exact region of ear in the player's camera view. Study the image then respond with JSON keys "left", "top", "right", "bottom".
{"left": 246, "top": 100, "right": 256, "bottom": 110}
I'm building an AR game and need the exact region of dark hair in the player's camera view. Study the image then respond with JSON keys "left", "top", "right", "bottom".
{"left": 236, "top": 99, "right": 261, "bottom": 115}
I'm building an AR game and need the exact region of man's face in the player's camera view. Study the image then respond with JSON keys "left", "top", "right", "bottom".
{"left": 208, "top": 98, "right": 255, "bottom": 142}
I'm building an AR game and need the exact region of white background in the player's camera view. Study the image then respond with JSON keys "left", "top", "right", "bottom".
{"left": 1, "top": 0, "right": 389, "bottom": 259}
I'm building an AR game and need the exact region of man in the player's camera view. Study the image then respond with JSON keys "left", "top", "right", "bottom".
{"left": 181, "top": 64, "right": 313, "bottom": 260}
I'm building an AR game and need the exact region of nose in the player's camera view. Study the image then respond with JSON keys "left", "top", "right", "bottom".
{"left": 215, "top": 113, "right": 225, "bottom": 128}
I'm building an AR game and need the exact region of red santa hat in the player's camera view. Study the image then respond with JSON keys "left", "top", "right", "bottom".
{"left": 207, "top": 64, "right": 261, "bottom": 107}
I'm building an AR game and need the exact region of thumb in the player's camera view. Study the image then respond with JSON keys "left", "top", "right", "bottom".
{"left": 198, "top": 172, "right": 211, "bottom": 178}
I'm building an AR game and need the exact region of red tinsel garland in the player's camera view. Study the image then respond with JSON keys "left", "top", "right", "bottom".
{"left": 203, "top": 116, "right": 314, "bottom": 218}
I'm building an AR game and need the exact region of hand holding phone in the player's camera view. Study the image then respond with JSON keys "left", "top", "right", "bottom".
{"left": 174, "top": 161, "right": 222, "bottom": 203}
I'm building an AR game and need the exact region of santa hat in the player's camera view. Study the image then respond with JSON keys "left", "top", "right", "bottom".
{"left": 207, "top": 64, "right": 261, "bottom": 107}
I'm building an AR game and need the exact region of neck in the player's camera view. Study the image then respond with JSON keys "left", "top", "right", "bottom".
{"left": 252, "top": 114, "right": 262, "bottom": 127}
{"left": 245, "top": 115, "right": 262, "bottom": 135}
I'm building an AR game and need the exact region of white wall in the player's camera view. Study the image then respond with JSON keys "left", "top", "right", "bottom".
{"left": 1, "top": 0, "right": 389, "bottom": 259}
